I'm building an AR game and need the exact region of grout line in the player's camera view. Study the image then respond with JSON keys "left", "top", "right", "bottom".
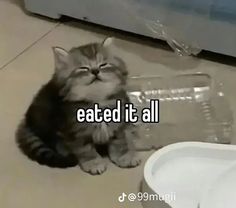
{"left": 0, "top": 23, "right": 61, "bottom": 70}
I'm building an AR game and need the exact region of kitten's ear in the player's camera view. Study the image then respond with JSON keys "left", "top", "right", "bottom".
{"left": 102, "top": 37, "right": 114, "bottom": 49}
{"left": 52, "top": 47, "right": 69, "bottom": 69}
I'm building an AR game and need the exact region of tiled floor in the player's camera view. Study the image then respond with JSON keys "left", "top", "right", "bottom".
{"left": 1, "top": 0, "right": 236, "bottom": 208}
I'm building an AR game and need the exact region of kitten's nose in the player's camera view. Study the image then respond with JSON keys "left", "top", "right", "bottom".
{"left": 91, "top": 68, "right": 99, "bottom": 76}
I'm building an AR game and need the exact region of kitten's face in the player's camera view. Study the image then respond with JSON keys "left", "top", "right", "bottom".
{"left": 53, "top": 38, "right": 128, "bottom": 101}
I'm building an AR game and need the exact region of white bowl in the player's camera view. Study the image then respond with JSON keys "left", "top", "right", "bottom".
{"left": 199, "top": 161, "right": 236, "bottom": 208}
{"left": 142, "top": 142, "right": 236, "bottom": 208}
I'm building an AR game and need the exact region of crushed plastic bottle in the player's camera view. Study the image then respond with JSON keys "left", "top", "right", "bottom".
{"left": 117, "top": 0, "right": 207, "bottom": 56}
{"left": 146, "top": 20, "right": 202, "bottom": 56}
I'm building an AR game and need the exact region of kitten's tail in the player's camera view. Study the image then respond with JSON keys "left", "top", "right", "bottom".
{"left": 16, "top": 120, "right": 78, "bottom": 168}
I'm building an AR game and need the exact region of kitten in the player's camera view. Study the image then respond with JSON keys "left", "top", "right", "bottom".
{"left": 16, "top": 38, "right": 141, "bottom": 175}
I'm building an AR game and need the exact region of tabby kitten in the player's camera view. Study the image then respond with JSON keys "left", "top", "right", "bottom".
{"left": 16, "top": 38, "right": 141, "bottom": 175}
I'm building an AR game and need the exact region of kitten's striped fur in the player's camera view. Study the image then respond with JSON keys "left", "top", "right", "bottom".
{"left": 16, "top": 38, "right": 141, "bottom": 174}
{"left": 17, "top": 120, "right": 78, "bottom": 168}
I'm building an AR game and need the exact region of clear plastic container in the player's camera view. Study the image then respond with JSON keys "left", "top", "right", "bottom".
{"left": 126, "top": 73, "right": 233, "bottom": 150}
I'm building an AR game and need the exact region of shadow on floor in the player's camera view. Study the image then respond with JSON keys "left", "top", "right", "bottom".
{"left": 9, "top": 0, "right": 59, "bottom": 23}
{"left": 7, "top": 0, "right": 24, "bottom": 9}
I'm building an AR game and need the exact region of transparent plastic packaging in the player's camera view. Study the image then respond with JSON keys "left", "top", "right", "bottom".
{"left": 118, "top": 0, "right": 215, "bottom": 56}
{"left": 127, "top": 74, "right": 233, "bottom": 150}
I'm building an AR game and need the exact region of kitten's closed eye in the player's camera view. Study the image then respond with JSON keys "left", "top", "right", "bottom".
{"left": 99, "top": 63, "right": 112, "bottom": 69}
{"left": 75, "top": 66, "right": 90, "bottom": 73}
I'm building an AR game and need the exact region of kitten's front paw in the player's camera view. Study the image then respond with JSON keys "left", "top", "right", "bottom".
{"left": 93, "top": 122, "right": 113, "bottom": 144}
{"left": 93, "top": 131, "right": 109, "bottom": 144}
{"left": 112, "top": 152, "right": 141, "bottom": 168}
{"left": 80, "top": 158, "right": 107, "bottom": 175}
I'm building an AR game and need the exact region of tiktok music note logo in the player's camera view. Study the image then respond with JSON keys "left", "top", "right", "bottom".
{"left": 118, "top": 192, "right": 127, "bottom": 203}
